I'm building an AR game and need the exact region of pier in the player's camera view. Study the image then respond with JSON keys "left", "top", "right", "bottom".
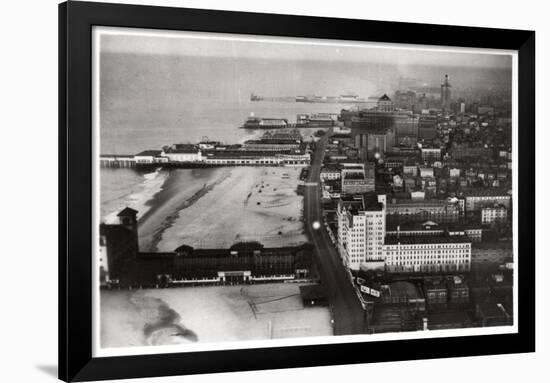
{"left": 100, "top": 130, "right": 313, "bottom": 169}
{"left": 100, "top": 154, "right": 311, "bottom": 169}
{"left": 100, "top": 155, "right": 136, "bottom": 168}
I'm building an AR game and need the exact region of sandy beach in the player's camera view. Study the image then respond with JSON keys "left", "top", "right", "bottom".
{"left": 156, "top": 166, "right": 307, "bottom": 251}
{"left": 136, "top": 167, "right": 232, "bottom": 251}
{"left": 100, "top": 284, "right": 332, "bottom": 349}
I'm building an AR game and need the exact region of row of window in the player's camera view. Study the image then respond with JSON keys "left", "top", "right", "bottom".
{"left": 388, "top": 254, "right": 470, "bottom": 261}
{"left": 386, "top": 249, "right": 469, "bottom": 255}
{"left": 385, "top": 244, "right": 470, "bottom": 250}
{"left": 387, "top": 259, "right": 470, "bottom": 266}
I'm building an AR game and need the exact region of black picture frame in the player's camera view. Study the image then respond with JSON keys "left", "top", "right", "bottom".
{"left": 59, "top": 1, "right": 535, "bottom": 381}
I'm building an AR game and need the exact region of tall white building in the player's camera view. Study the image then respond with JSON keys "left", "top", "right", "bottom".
{"left": 337, "top": 194, "right": 386, "bottom": 270}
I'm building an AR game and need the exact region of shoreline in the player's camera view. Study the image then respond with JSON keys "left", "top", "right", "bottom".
{"left": 101, "top": 167, "right": 169, "bottom": 225}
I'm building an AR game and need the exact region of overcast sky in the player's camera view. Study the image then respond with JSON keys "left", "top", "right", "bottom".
{"left": 97, "top": 27, "right": 513, "bottom": 69}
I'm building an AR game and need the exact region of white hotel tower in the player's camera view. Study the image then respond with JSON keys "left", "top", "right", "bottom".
{"left": 337, "top": 194, "right": 386, "bottom": 270}
{"left": 336, "top": 193, "right": 472, "bottom": 273}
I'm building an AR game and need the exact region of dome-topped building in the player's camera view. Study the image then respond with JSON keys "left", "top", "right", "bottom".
{"left": 377, "top": 94, "right": 394, "bottom": 112}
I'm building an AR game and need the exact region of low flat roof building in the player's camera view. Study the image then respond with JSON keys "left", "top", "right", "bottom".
{"left": 386, "top": 198, "right": 460, "bottom": 225}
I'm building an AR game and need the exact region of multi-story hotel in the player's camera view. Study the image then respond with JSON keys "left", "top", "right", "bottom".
{"left": 337, "top": 194, "right": 386, "bottom": 270}
{"left": 347, "top": 95, "right": 419, "bottom": 159}
{"left": 385, "top": 198, "right": 461, "bottom": 225}
{"left": 340, "top": 163, "right": 375, "bottom": 195}
{"left": 386, "top": 221, "right": 482, "bottom": 242}
{"left": 383, "top": 235, "right": 471, "bottom": 273}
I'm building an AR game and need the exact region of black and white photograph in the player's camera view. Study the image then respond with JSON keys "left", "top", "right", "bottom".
{"left": 1, "top": 0, "right": 545, "bottom": 382}
{"left": 94, "top": 26, "right": 518, "bottom": 355}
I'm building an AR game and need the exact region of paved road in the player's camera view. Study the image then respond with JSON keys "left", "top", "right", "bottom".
{"left": 304, "top": 135, "right": 366, "bottom": 335}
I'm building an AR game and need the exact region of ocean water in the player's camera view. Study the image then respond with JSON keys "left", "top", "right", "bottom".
{"left": 100, "top": 98, "right": 350, "bottom": 155}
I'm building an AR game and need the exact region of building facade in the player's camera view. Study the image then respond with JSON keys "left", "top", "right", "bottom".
{"left": 386, "top": 222, "right": 482, "bottom": 242}
{"left": 134, "top": 150, "right": 165, "bottom": 164}
{"left": 386, "top": 199, "right": 461, "bottom": 225}
{"left": 340, "top": 163, "right": 375, "bottom": 194}
{"left": 100, "top": 208, "right": 314, "bottom": 287}
{"left": 421, "top": 147, "right": 442, "bottom": 161}
{"left": 337, "top": 194, "right": 386, "bottom": 270}
{"left": 164, "top": 146, "right": 202, "bottom": 162}
{"left": 464, "top": 191, "right": 511, "bottom": 212}
{"left": 202, "top": 151, "right": 310, "bottom": 166}
{"left": 481, "top": 205, "right": 508, "bottom": 225}
{"left": 320, "top": 166, "right": 341, "bottom": 181}
{"left": 383, "top": 236, "right": 471, "bottom": 273}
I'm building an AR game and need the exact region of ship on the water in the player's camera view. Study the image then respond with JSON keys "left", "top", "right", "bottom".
{"left": 296, "top": 93, "right": 368, "bottom": 103}
{"left": 249, "top": 93, "right": 294, "bottom": 102}
{"left": 250, "top": 92, "right": 369, "bottom": 104}
{"left": 250, "top": 92, "right": 263, "bottom": 101}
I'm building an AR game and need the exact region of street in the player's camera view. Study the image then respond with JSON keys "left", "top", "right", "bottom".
{"left": 304, "top": 133, "right": 366, "bottom": 335}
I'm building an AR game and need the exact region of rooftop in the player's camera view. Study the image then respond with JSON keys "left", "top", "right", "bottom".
{"left": 135, "top": 150, "right": 163, "bottom": 157}
{"left": 340, "top": 194, "right": 384, "bottom": 213}
{"left": 342, "top": 165, "right": 365, "bottom": 170}
{"left": 424, "top": 278, "right": 447, "bottom": 291}
{"left": 204, "top": 149, "right": 306, "bottom": 158}
{"left": 117, "top": 207, "right": 138, "bottom": 217}
{"left": 321, "top": 166, "right": 341, "bottom": 172}
{"left": 343, "top": 172, "right": 366, "bottom": 180}
{"left": 166, "top": 144, "right": 199, "bottom": 154}
{"left": 330, "top": 133, "right": 352, "bottom": 139}
{"left": 386, "top": 221, "right": 482, "bottom": 232}
{"left": 244, "top": 139, "right": 300, "bottom": 145}
{"left": 166, "top": 242, "right": 310, "bottom": 258}
{"left": 462, "top": 188, "right": 511, "bottom": 197}
{"left": 384, "top": 281, "right": 421, "bottom": 299}
{"left": 384, "top": 235, "right": 471, "bottom": 245}
{"left": 100, "top": 154, "right": 135, "bottom": 158}
{"left": 387, "top": 199, "right": 454, "bottom": 207}
{"left": 339, "top": 197, "right": 364, "bottom": 213}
